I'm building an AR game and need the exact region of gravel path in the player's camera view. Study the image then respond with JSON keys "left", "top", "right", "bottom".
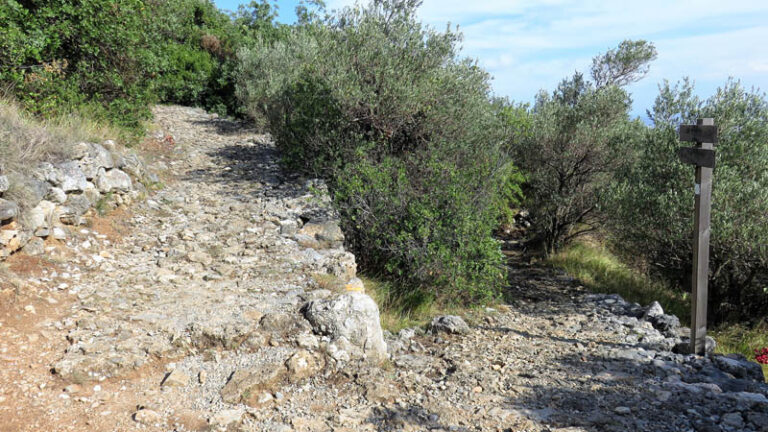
{"left": 0, "top": 106, "right": 765, "bottom": 432}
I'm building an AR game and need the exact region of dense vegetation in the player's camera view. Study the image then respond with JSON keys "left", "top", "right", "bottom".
{"left": 510, "top": 47, "right": 768, "bottom": 325}
{"left": 0, "top": 0, "right": 281, "bottom": 131}
{"left": 607, "top": 79, "right": 768, "bottom": 324}
{"left": 1, "top": 0, "right": 766, "bottom": 328}
{"left": 237, "top": 0, "right": 517, "bottom": 303}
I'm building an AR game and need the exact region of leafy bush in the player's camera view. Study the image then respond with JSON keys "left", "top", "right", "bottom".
{"left": 511, "top": 40, "right": 655, "bottom": 254}
{"left": 0, "top": 0, "right": 159, "bottom": 130}
{"left": 607, "top": 79, "right": 768, "bottom": 323}
{"left": 0, "top": 0, "right": 283, "bottom": 129}
{"left": 237, "top": 0, "right": 518, "bottom": 303}
{"left": 513, "top": 73, "right": 640, "bottom": 254}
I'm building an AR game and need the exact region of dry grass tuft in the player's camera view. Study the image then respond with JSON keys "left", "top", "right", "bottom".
{"left": 0, "top": 97, "right": 123, "bottom": 173}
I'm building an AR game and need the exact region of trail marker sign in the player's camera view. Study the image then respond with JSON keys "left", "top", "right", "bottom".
{"left": 678, "top": 118, "right": 717, "bottom": 356}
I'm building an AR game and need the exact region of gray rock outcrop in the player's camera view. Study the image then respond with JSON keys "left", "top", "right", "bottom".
{"left": 303, "top": 292, "right": 387, "bottom": 362}
{"left": 0, "top": 198, "right": 18, "bottom": 221}
{"left": 0, "top": 140, "right": 152, "bottom": 259}
{"left": 429, "top": 315, "right": 471, "bottom": 335}
{"left": 95, "top": 168, "right": 132, "bottom": 193}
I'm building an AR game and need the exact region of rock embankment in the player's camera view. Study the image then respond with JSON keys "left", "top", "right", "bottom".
{"left": 0, "top": 139, "right": 157, "bottom": 259}
{"left": 0, "top": 105, "right": 765, "bottom": 432}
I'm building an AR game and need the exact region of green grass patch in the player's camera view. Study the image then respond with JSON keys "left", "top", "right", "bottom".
{"left": 548, "top": 242, "right": 689, "bottom": 320}
{"left": 712, "top": 324, "right": 768, "bottom": 382}
{"left": 360, "top": 275, "right": 437, "bottom": 333}
{"left": 549, "top": 241, "right": 767, "bottom": 382}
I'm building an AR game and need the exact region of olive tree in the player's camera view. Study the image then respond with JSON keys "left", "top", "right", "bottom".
{"left": 513, "top": 40, "right": 655, "bottom": 254}
{"left": 236, "top": 0, "right": 518, "bottom": 303}
{"left": 608, "top": 79, "right": 768, "bottom": 323}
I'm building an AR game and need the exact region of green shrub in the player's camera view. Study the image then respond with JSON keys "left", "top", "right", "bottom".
{"left": 607, "top": 78, "right": 768, "bottom": 323}
{"left": 237, "top": 0, "right": 518, "bottom": 303}
{"left": 513, "top": 73, "right": 641, "bottom": 254}
{"left": 0, "top": 0, "right": 160, "bottom": 130}
{"left": 509, "top": 40, "right": 655, "bottom": 255}
{"left": 0, "top": 0, "right": 284, "bottom": 129}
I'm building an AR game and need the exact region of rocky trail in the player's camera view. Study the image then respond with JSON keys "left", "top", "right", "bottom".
{"left": 0, "top": 106, "right": 766, "bottom": 432}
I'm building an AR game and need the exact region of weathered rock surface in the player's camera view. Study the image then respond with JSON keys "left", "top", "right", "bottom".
{"left": 429, "top": 315, "right": 470, "bottom": 335}
{"left": 303, "top": 292, "right": 387, "bottom": 362}
{"left": 0, "top": 198, "right": 18, "bottom": 221}
{"left": 0, "top": 141, "right": 148, "bottom": 257}
{"left": 95, "top": 168, "right": 132, "bottom": 193}
{"left": 56, "top": 161, "right": 88, "bottom": 192}
{"left": 220, "top": 361, "right": 286, "bottom": 405}
{"left": 0, "top": 175, "right": 8, "bottom": 193}
{"left": 78, "top": 142, "right": 114, "bottom": 179}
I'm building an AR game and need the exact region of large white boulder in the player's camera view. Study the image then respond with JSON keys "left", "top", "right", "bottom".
{"left": 303, "top": 292, "right": 387, "bottom": 362}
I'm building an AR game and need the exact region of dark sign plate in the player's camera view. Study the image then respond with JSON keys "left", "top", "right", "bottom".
{"left": 678, "top": 147, "right": 716, "bottom": 168}
{"left": 679, "top": 125, "right": 718, "bottom": 144}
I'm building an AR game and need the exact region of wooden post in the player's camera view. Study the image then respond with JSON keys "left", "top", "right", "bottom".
{"left": 690, "top": 118, "right": 714, "bottom": 355}
{"left": 678, "top": 118, "right": 717, "bottom": 355}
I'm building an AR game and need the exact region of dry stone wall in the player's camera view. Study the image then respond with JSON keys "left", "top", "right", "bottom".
{"left": 0, "top": 140, "right": 157, "bottom": 259}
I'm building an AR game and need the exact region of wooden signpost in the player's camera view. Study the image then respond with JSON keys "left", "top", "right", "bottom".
{"left": 678, "top": 118, "right": 717, "bottom": 356}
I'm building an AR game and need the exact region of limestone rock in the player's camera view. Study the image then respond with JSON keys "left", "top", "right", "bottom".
{"left": 187, "top": 250, "right": 213, "bottom": 266}
{"left": 102, "top": 139, "right": 117, "bottom": 151}
{"left": 22, "top": 237, "right": 44, "bottom": 256}
{"left": 59, "top": 194, "right": 91, "bottom": 225}
{"left": 37, "top": 162, "right": 62, "bottom": 185}
{"left": 0, "top": 199, "right": 18, "bottom": 221}
{"left": 0, "top": 175, "right": 8, "bottom": 194}
{"left": 429, "top": 315, "right": 470, "bottom": 335}
{"left": 208, "top": 410, "right": 243, "bottom": 428}
{"left": 70, "top": 142, "right": 91, "bottom": 159}
{"left": 260, "top": 312, "right": 298, "bottom": 333}
{"left": 646, "top": 312, "right": 680, "bottom": 335}
{"left": 295, "top": 333, "right": 319, "bottom": 350}
{"left": 9, "top": 174, "right": 48, "bottom": 208}
{"left": 78, "top": 143, "right": 114, "bottom": 179}
{"left": 713, "top": 354, "right": 766, "bottom": 382}
{"left": 721, "top": 412, "right": 745, "bottom": 429}
{"left": 117, "top": 151, "right": 148, "bottom": 180}
{"left": 52, "top": 226, "right": 68, "bottom": 240}
{"left": 303, "top": 292, "right": 387, "bottom": 362}
{"left": 95, "top": 168, "right": 132, "bottom": 193}
{"left": 673, "top": 337, "right": 717, "bottom": 356}
{"left": 133, "top": 409, "right": 162, "bottom": 425}
{"left": 345, "top": 277, "right": 365, "bottom": 293}
{"left": 644, "top": 301, "right": 664, "bottom": 319}
{"left": 21, "top": 200, "right": 54, "bottom": 231}
{"left": 83, "top": 182, "right": 101, "bottom": 205}
{"left": 55, "top": 161, "right": 88, "bottom": 192}
{"left": 364, "top": 381, "right": 399, "bottom": 403}
{"left": 46, "top": 187, "right": 67, "bottom": 204}
{"left": 161, "top": 369, "right": 189, "bottom": 387}
{"left": 220, "top": 362, "right": 286, "bottom": 404}
{"left": 286, "top": 350, "right": 322, "bottom": 382}
{"left": 297, "top": 219, "right": 345, "bottom": 249}
{"left": 0, "top": 222, "right": 27, "bottom": 256}
{"left": 279, "top": 219, "right": 299, "bottom": 235}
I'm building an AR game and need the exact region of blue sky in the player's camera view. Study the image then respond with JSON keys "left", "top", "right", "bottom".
{"left": 214, "top": 0, "right": 768, "bottom": 120}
